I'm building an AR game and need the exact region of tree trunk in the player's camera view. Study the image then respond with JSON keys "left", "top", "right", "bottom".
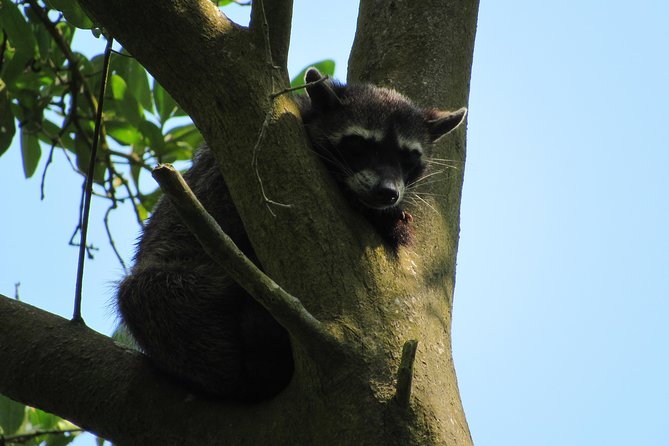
{"left": 0, "top": 1, "right": 479, "bottom": 444}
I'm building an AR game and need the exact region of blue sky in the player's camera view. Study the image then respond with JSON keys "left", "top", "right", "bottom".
{"left": 1, "top": 1, "right": 668, "bottom": 445}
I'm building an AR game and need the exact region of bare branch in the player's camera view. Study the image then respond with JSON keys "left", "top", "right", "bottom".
{"left": 73, "top": 37, "right": 113, "bottom": 323}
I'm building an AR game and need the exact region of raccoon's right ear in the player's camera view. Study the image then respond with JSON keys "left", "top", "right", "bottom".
{"left": 424, "top": 107, "right": 468, "bottom": 142}
{"left": 304, "top": 68, "right": 342, "bottom": 110}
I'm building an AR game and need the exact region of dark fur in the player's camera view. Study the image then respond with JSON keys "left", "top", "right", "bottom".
{"left": 117, "top": 69, "right": 466, "bottom": 401}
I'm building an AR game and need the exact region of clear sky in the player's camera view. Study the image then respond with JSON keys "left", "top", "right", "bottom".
{"left": 1, "top": 1, "right": 668, "bottom": 445}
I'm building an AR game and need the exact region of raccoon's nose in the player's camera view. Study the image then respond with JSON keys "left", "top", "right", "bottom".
{"left": 373, "top": 181, "right": 400, "bottom": 206}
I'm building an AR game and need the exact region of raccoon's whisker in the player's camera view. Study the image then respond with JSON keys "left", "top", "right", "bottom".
{"left": 311, "top": 149, "right": 354, "bottom": 177}
{"left": 410, "top": 191, "right": 449, "bottom": 199}
{"left": 329, "top": 146, "right": 356, "bottom": 177}
{"left": 402, "top": 197, "right": 420, "bottom": 209}
{"left": 427, "top": 157, "right": 461, "bottom": 163}
{"left": 412, "top": 193, "right": 440, "bottom": 215}
{"left": 315, "top": 145, "right": 355, "bottom": 177}
{"left": 408, "top": 170, "right": 446, "bottom": 188}
{"left": 425, "top": 160, "right": 459, "bottom": 169}
{"left": 407, "top": 177, "right": 450, "bottom": 190}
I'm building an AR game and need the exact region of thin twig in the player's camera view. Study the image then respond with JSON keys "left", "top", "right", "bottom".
{"left": 40, "top": 144, "right": 56, "bottom": 200}
{"left": 270, "top": 76, "right": 327, "bottom": 99}
{"left": 1, "top": 428, "right": 82, "bottom": 444}
{"left": 250, "top": 77, "right": 328, "bottom": 215}
{"left": 250, "top": 108, "right": 293, "bottom": 216}
{"left": 73, "top": 37, "right": 113, "bottom": 323}
{"left": 104, "top": 204, "right": 128, "bottom": 273}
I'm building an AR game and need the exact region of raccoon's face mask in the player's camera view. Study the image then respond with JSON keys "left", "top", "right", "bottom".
{"left": 301, "top": 68, "right": 467, "bottom": 211}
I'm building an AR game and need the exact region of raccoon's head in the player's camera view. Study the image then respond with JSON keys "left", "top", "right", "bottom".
{"left": 298, "top": 68, "right": 467, "bottom": 212}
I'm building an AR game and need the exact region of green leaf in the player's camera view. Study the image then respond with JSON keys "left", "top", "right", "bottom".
{"left": 74, "top": 132, "right": 90, "bottom": 173}
{"left": 20, "top": 128, "right": 42, "bottom": 178}
{"left": 109, "top": 74, "right": 127, "bottom": 100}
{"left": 139, "top": 120, "right": 164, "bottom": 150}
{"left": 39, "top": 120, "right": 75, "bottom": 152}
{"left": 290, "top": 59, "right": 336, "bottom": 89}
{"left": 45, "top": 0, "right": 94, "bottom": 29}
{"left": 0, "top": 0, "right": 38, "bottom": 84}
{"left": 109, "top": 75, "right": 144, "bottom": 126}
{"left": 44, "top": 431, "right": 78, "bottom": 446}
{"left": 0, "top": 81, "right": 16, "bottom": 157}
{"left": 0, "top": 394, "right": 26, "bottom": 435}
{"left": 138, "top": 187, "right": 163, "bottom": 213}
{"left": 126, "top": 59, "right": 153, "bottom": 113}
{"left": 106, "top": 120, "right": 143, "bottom": 145}
{"left": 164, "top": 123, "right": 202, "bottom": 150}
{"left": 158, "top": 141, "right": 193, "bottom": 163}
{"left": 26, "top": 412, "right": 81, "bottom": 446}
{"left": 153, "top": 80, "right": 181, "bottom": 124}
{"left": 136, "top": 203, "right": 148, "bottom": 222}
{"left": 112, "top": 54, "right": 153, "bottom": 112}
{"left": 27, "top": 407, "right": 58, "bottom": 430}
{"left": 111, "top": 323, "right": 139, "bottom": 349}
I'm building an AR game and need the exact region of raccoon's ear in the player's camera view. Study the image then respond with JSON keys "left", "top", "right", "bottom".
{"left": 425, "top": 107, "right": 468, "bottom": 142}
{"left": 304, "top": 68, "right": 342, "bottom": 110}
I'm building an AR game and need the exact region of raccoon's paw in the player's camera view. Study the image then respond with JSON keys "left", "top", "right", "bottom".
{"left": 389, "top": 212, "right": 414, "bottom": 248}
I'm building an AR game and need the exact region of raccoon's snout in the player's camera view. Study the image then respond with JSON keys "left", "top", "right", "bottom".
{"left": 371, "top": 180, "right": 401, "bottom": 208}
{"left": 346, "top": 170, "right": 405, "bottom": 210}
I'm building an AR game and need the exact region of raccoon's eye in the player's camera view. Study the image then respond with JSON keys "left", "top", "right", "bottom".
{"left": 340, "top": 135, "right": 377, "bottom": 160}
{"left": 341, "top": 135, "right": 369, "bottom": 150}
{"left": 400, "top": 149, "right": 422, "bottom": 168}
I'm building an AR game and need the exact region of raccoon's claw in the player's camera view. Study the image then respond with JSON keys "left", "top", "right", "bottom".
{"left": 401, "top": 211, "right": 414, "bottom": 223}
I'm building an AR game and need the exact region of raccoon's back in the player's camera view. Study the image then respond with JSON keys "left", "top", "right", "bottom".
{"left": 116, "top": 147, "right": 292, "bottom": 401}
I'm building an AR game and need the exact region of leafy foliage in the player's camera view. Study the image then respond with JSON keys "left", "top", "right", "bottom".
{"left": 0, "top": 1, "right": 335, "bottom": 239}
{"left": 0, "top": 394, "right": 82, "bottom": 445}
{"left": 0, "top": 0, "right": 200, "bottom": 223}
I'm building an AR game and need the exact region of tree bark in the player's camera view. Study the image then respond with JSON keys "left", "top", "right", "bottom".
{"left": 348, "top": 1, "right": 480, "bottom": 444}
{"left": 0, "top": 0, "right": 479, "bottom": 444}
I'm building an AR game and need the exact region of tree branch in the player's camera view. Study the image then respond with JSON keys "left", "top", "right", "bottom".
{"left": 151, "top": 164, "right": 343, "bottom": 358}
{"left": 0, "top": 295, "right": 306, "bottom": 445}
{"left": 250, "top": 0, "right": 293, "bottom": 69}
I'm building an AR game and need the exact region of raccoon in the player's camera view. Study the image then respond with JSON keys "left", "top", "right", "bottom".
{"left": 299, "top": 68, "right": 467, "bottom": 246}
{"left": 116, "top": 68, "right": 466, "bottom": 402}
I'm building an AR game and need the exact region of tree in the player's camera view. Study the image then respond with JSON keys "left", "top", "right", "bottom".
{"left": 0, "top": 0, "right": 480, "bottom": 444}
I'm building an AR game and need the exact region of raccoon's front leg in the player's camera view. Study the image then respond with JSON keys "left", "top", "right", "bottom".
{"left": 361, "top": 207, "right": 414, "bottom": 249}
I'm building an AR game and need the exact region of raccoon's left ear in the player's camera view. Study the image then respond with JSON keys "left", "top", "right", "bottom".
{"left": 304, "top": 68, "right": 342, "bottom": 110}
{"left": 425, "top": 107, "right": 468, "bottom": 142}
